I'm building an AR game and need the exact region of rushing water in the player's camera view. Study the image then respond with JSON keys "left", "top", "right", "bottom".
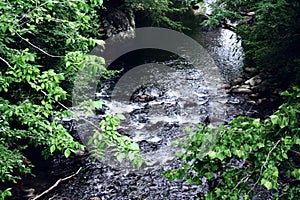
{"left": 22, "top": 24, "right": 249, "bottom": 199}
{"left": 72, "top": 26, "right": 245, "bottom": 171}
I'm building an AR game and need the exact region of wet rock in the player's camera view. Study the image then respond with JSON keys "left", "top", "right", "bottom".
{"left": 204, "top": 115, "right": 225, "bottom": 125}
{"left": 230, "top": 87, "right": 253, "bottom": 94}
{"left": 250, "top": 93, "right": 259, "bottom": 98}
{"left": 183, "top": 100, "right": 198, "bottom": 108}
{"left": 95, "top": 104, "right": 109, "bottom": 115}
{"left": 221, "top": 83, "right": 231, "bottom": 89}
{"left": 130, "top": 109, "right": 149, "bottom": 123}
{"left": 138, "top": 140, "right": 159, "bottom": 153}
{"left": 257, "top": 98, "right": 267, "bottom": 105}
{"left": 241, "top": 84, "right": 251, "bottom": 89}
{"left": 245, "top": 75, "right": 262, "bottom": 86}
{"left": 102, "top": 8, "right": 135, "bottom": 37}
{"left": 130, "top": 85, "right": 164, "bottom": 103}
{"left": 247, "top": 100, "right": 257, "bottom": 105}
{"left": 244, "top": 67, "right": 256, "bottom": 73}
{"left": 227, "top": 97, "right": 241, "bottom": 104}
{"left": 233, "top": 77, "right": 244, "bottom": 85}
{"left": 90, "top": 197, "right": 101, "bottom": 200}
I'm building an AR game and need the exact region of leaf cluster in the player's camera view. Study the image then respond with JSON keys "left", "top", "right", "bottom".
{"left": 88, "top": 114, "right": 144, "bottom": 169}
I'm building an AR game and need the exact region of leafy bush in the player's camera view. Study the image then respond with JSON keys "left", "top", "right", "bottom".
{"left": 0, "top": 0, "right": 110, "bottom": 197}
{"left": 165, "top": 87, "right": 300, "bottom": 199}
{"left": 88, "top": 114, "right": 143, "bottom": 168}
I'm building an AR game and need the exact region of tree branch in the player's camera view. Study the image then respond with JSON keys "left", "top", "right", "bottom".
{"left": 30, "top": 167, "right": 82, "bottom": 200}
{"left": 16, "top": 32, "right": 63, "bottom": 58}
{"left": 262, "top": 139, "right": 281, "bottom": 170}
{"left": 0, "top": 56, "right": 15, "bottom": 70}
{"left": 250, "top": 139, "right": 281, "bottom": 192}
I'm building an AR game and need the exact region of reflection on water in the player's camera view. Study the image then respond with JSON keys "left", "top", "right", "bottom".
{"left": 191, "top": 28, "right": 244, "bottom": 82}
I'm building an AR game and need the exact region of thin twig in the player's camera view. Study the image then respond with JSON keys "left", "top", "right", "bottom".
{"left": 16, "top": 32, "right": 63, "bottom": 58}
{"left": 261, "top": 139, "right": 281, "bottom": 171}
{"left": 0, "top": 56, "right": 14, "bottom": 70}
{"left": 30, "top": 167, "right": 82, "bottom": 200}
{"left": 234, "top": 170, "right": 254, "bottom": 191}
{"left": 40, "top": 90, "right": 69, "bottom": 110}
{"left": 250, "top": 139, "right": 281, "bottom": 192}
{"left": 245, "top": 105, "right": 253, "bottom": 115}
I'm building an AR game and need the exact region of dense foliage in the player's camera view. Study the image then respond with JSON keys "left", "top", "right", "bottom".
{"left": 0, "top": 0, "right": 106, "bottom": 197}
{"left": 0, "top": 0, "right": 142, "bottom": 198}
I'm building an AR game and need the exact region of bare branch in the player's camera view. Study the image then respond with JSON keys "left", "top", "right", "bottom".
{"left": 0, "top": 56, "right": 14, "bottom": 70}
{"left": 31, "top": 167, "right": 82, "bottom": 200}
{"left": 234, "top": 170, "right": 254, "bottom": 191}
{"left": 262, "top": 139, "right": 281, "bottom": 170}
{"left": 16, "top": 32, "right": 63, "bottom": 58}
{"left": 250, "top": 139, "right": 281, "bottom": 192}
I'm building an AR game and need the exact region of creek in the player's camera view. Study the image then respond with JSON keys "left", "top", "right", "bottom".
{"left": 22, "top": 21, "right": 255, "bottom": 200}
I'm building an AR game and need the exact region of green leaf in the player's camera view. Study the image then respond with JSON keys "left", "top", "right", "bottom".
{"left": 1, "top": 26, "right": 8, "bottom": 33}
{"left": 136, "top": 158, "right": 143, "bottom": 169}
{"left": 66, "top": 61, "right": 71, "bottom": 68}
{"left": 92, "top": 100, "right": 102, "bottom": 109}
{"left": 291, "top": 169, "right": 300, "bottom": 180}
{"left": 128, "top": 151, "right": 135, "bottom": 161}
{"left": 64, "top": 149, "right": 71, "bottom": 158}
{"left": 208, "top": 151, "right": 217, "bottom": 159}
{"left": 28, "top": 54, "right": 35, "bottom": 62}
{"left": 270, "top": 115, "right": 279, "bottom": 125}
{"left": 130, "top": 143, "right": 140, "bottom": 151}
{"left": 253, "top": 118, "right": 260, "bottom": 127}
{"left": 279, "top": 117, "right": 289, "bottom": 129}
{"left": 50, "top": 145, "right": 56, "bottom": 153}
{"left": 263, "top": 180, "right": 273, "bottom": 190}
{"left": 205, "top": 172, "right": 214, "bottom": 180}
{"left": 116, "top": 152, "right": 125, "bottom": 162}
